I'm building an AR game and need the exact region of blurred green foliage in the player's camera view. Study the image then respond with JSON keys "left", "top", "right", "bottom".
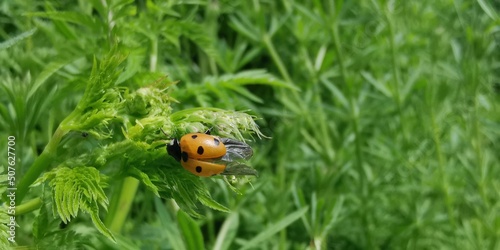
{"left": 0, "top": 0, "right": 499, "bottom": 249}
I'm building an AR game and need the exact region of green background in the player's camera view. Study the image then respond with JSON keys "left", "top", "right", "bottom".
{"left": 1, "top": 0, "right": 499, "bottom": 249}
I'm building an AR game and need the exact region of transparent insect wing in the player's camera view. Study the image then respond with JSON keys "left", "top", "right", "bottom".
{"left": 220, "top": 138, "right": 254, "bottom": 161}
{"left": 220, "top": 162, "right": 258, "bottom": 176}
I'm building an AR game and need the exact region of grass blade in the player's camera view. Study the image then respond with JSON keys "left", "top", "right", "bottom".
{"left": 177, "top": 210, "right": 205, "bottom": 250}
{"left": 240, "top": 207, "right": 308, "bottom": 250}
{"left": 155, "top": 198, "right": 185, "bottom": 250}
{"left": 0, "top": 28, "right": 37, "bottom": 50}
{"left": 213, "top": 212, "right": 240, "bottom": 250}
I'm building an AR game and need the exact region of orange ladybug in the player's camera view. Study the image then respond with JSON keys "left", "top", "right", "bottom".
{"left": 166, "top": 130, "right": 256, "bottom": 177}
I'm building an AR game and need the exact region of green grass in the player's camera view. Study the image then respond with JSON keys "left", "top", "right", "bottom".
{"left": 1, "top": 0, "right": 499, "bottom": 249}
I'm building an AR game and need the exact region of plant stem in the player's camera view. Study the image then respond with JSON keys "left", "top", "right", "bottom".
{"left": 429, "top": 103, "right": 454, "bottom": 226}
{"left": 262, "top": 33, "right": 292, "bottom": 83}
{"left": 15, "top": 127, "right": 66, "bottom": 203}
{"left": 150, "top": 38, "right": 158, "bottom": 72}
{"left": 385, "top": 10, "right": 407, "bottom": 145}
{"left": 427, "top": 49, "right": 454, "bottom": 226}
{"left": 262, "top": 32, "right": 295, "bottom": 189}
{"left": 105, "top": 176, "right": 140, "bottom": 232}
{"left": 16, "top": 198, "right": 42, "bottom": 215}
{"left": 330, "top": 15, "right": 373, "bottom": 249}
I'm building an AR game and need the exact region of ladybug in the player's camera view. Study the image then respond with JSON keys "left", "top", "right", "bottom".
{"left": 166, "top": 130, "right": 257, "bottom": 177}
{"left": 177, "top": 133, "right": 227, "bottom": 160}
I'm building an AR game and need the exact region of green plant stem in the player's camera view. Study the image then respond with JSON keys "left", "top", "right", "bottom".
{"left": 262, "top": 32, "right": 295, "bottom": 189}
{"left": 429, "top": 102, "right": 454, "bottom": 226}
{"left": 104, "top": 37, "right": 158, "bottom": 233}
{"left": 427, "top": 39, "right": 455, "bottom": 227}
{"left": 330, "top": 17, "right": 373, "bottom": 249}
{"left": 279, "top": 229, "right": 286, "bottom": 250}
{"left": 207, "top": 212, "right": 215, "bottom": 244}
{"left": 468, "top": 57, "right": 488, "bottom": 208}
{"left": 262, "top": 33, "right": 292, "bottom": 83}
{"left": 473, "top": 86, "right": 488, "bottom": 207}
{"left": 16, "top": 198, "right": 42, "bottom": 215}
{"left": 105, "top": 176, "right": 140, "bottom": 233}
{"left": 386, "top": 11, "right": 407, "bottom": 145}
{"left": 15, "top": 127, "right": 66, "bottom": 203}
{"left": 150, "top": 38, "right": 158, "bottom": 72}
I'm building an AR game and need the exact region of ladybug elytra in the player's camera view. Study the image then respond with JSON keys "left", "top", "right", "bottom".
{"left": 166, "top": 130, "right": 257, "bottom": 177}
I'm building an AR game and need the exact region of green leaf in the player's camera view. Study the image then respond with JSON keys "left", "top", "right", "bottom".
{"left": 79, "top": 49, "right": 127, "bottom": 107}
{"left": 477, "top": 0, "right": 499, "bottom": 20}
{"left": 229, "top": 14, "right": 260, "bottom": 42}
{"left": 197, "top": 192, "right": 230, "bottom": 213}
{"left": 361, "top": 71, "right": 392, "bottom": 98}
{"left": 27, "top": 11, "right": 99, "bottom": 30}
{"left": 40, "top": 166, "right": 114, "bottom": 241}
{"left": 177, "top": 210, "right": 204, "bottom": 250}
{"left": 0, "top": 28, "right": 37, "bottom": 50}
{"left": 213, "top": 212, "right": 239, "bottom": 250}
{"left": 129, "top": 167, "right": 159, "bottom": 196}
{"left": 88, "top": 202, "right": 116, "bottom": 242}
{"left": 291, "top": 185, "right": 312, "bottom": 234}
{"left": 179, "top": 21, "right": 217, "bottom": 58}
{"left": 170, "top": 108, "right": 266, "bottom": 140}
{"left": 225, "top": 85, "right": 263, "bottom": 103}
{"left": 27, "top": 58, "right": 77, "bottom": 100}
{"left": 293, "top": 2, "right": 323, "bottom": 24}
{"left": 155, "top": 198, "right": 186, "bottom": 250}
{"left": 214, "top": 69, "right": 299, "bottom": 90}
{"left": 240, "top": 207, "right": 309, "bottom": 250}
{"left": 0, "top": 196, "right": 11, "bottom": 248}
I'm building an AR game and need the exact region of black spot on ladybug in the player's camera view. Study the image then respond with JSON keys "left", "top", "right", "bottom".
{"left": 196, "top": 166, "right": 202, "bottom": 173}
{"left": 191, "top": 135, "right": 198, "bottom": 139}
{"left": 214, "top": 138, "right": 220, "bottom": 146}
{"left": 181, "top": 152, "right": 189, "bottom": 162}
{"left": 197, "top": 146, "right": 204, "bottom": 155}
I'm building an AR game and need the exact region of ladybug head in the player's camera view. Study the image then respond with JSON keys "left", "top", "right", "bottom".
{"left": 166, "top": 139, "right": 182, "bottom": 162}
